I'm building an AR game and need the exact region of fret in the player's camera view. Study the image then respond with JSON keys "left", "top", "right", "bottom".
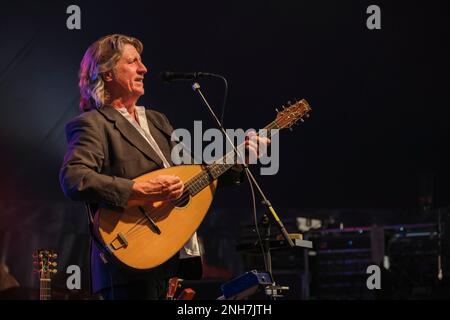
{"left": 40, "top": 281, "right": 52, "bottom": 301}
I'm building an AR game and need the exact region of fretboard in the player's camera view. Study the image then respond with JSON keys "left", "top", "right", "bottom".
{"left": 40, "top": 278, "right": 51, "bottom": 300}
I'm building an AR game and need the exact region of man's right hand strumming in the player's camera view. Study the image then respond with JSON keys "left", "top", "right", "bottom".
{"left": 128, "top": 175, "right": 185, "bottom": 206}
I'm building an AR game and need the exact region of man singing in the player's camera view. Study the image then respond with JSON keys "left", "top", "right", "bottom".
{"left": 59, "top": 34, "right": 269, "bottom": 299}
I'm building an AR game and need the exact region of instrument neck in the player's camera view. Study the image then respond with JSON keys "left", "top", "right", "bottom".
{"left": 39, "top": 277, "right": 51, "bottom": 300}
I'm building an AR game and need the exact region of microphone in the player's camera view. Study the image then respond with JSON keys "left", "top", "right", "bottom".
{"left": 160, "top": 71, "right": 215, "bottom": 83}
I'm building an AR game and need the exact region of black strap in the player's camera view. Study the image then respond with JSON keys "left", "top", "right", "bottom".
{"left": 84, "top": 203, "right": 112, "bottom": 262}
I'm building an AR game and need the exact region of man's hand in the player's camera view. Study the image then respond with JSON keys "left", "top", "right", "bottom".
{"left": 244, "top": 131, "right": 271, "bottom": 164}
{"left": 128, "top": 175, "right": 184, "bottom": 206}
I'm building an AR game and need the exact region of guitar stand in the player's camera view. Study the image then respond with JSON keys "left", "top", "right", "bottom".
{"left": 260, "top": 214, "right": 280, "bottom": 300}
{"left": 258, "top": 214, "right": 312, "bottom": 300}
{"left": 222, "top": 211, "right": 312, "bottom": 300}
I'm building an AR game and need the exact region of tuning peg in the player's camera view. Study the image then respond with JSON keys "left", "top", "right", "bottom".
{"left": 282, "top": 105, "right": 286, "bottom": 109}
{"left": 52, "top": 253, "right": 58, "bottom": 259}
{"left": 289, "top": 127, "right": 293, "bottom": 132}
{"left": 305, "top": 114, "right": 310, "bottom": 118}
{"left": 275, "top": 108, "right": 279, "bottom": 113}
{"left": 287, "top": 101, "right": 292, "bottom": 106}
{"left": 300, "top": 119, "right": 304, "bottom": 123}
{"left": 51, "top": 269, "right": 58, "bottom": 274}
{"left": 51, "top": 262, "right": 58, "bottom": 267}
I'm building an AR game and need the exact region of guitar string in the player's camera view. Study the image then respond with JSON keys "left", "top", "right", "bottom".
{"left": 118, "top": 119, "right": 289, "bottom": 240}
{"left": 120, "top": 162, "right": 228, "bottom": 237}
{"left": 120, "top": 135, "right": 250, "bottom": 237}
{"left": 115, "top": 113, "right": 305, "bottom": 242}
{"left": 121, "top": 115, "right": 270, "bottom": 235}
{"left": 116, "top": 128, "right": 240, "bottom": 237}
{"left": 99, "top": 107, "right": 309, "bottom": 268}
{"left": 120, "top": 137, "right": 256, "bottom": 238}
{"left": 120, "top": 123, "right": 281, "bottom": 240}
{"left": 40, "top": 274, "right": 51, "bottom": 300}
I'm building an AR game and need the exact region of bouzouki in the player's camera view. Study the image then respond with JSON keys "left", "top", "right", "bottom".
{"left": 33, "top": 249, "right": 58, "bottom": 300}
{"left": 94, "top": 99, "right": 311, "bottom": 270}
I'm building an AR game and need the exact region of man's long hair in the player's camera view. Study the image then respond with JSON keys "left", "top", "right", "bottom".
{"left": 78, "top": 34, "right": 143, "bottom": 112}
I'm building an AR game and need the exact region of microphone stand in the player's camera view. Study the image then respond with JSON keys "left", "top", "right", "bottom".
{"left": 191, "top": 82, "right": 295, "bottom": 297}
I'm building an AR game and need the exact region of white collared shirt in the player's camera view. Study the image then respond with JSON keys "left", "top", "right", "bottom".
{"left": 115, "top": 106, "right": 200, "bottom": 259}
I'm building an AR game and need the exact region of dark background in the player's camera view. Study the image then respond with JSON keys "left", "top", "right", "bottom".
{"left": 0, "top": 0, "right": 449, "bottom": 298}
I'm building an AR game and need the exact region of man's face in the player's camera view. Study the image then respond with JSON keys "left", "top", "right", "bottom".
{"left": 108, "top": 44, "right": 148, "bottom": 100}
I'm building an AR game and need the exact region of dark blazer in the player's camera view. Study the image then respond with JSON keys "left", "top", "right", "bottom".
{"left": 59, "top": 105, "right": 242, "bottom": 293}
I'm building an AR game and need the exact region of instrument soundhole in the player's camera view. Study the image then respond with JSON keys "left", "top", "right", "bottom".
{"left": 173, "top": 192, "right": 190, "bottom": 208}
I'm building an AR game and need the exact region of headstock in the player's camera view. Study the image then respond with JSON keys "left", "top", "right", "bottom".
{"left": 166, "top": 277, "right": 180, "bottom": 300}
{"left": 33, "top": 249, "right": 58, "bottom": 280}
{"left": 274, "top": 99, "right": 311, "bottom": 130}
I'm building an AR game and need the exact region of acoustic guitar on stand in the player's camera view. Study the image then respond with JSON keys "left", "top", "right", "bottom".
{"left": 33, "top": 249, "right": 58, "bottom": 300}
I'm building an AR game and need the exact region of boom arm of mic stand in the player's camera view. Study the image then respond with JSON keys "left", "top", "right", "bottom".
{"left": 191, "top": 82, "right": 295, "bottom": 248}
